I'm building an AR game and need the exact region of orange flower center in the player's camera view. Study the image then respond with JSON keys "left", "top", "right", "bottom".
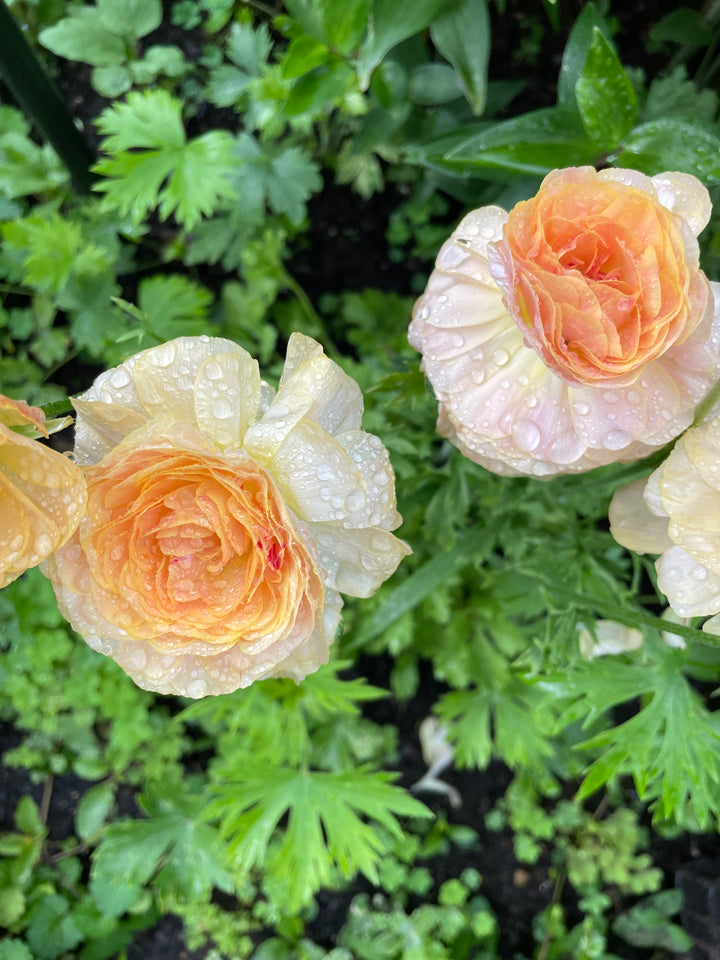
{"left": 82, "top": 445, "right": 323, "bottom": 650}
{"left": 498, "top": 176, "right": 697, "bottom": 385}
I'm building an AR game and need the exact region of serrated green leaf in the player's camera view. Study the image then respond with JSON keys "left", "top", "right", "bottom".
{"left": 91, "top": 786, "right": 231, "bottom": 914}
{"left": 93, "top": 90, "right": 237, "bottom": 229}
{"left": 26, "top": 894, "right": 83, "bottom": 960}
{"left": 208, "top": 766, "right": 429, "bottom": 911}
{"left": 650, "top": 8, "right": 713, "bottom": 47}
{"left": 575, "top": 29, "right": 637, "bottom": 151}
{"left": 138, "top": 274, "right": 212, "bottom": 340}
{"left": 430, "top": 0, "right": 489, "bottom": 115}
{"left": 614, "top": 119, "right": 720, "bottom": 185}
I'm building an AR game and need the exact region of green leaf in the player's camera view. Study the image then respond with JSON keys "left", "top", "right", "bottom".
{"left": 1, "top": 214, "right": 111, "bottom": 296}
{"left": 91, "top": 65, "right": 132, "bottom": 97}
{"left": 430, "top": 0, "right": 489, "bottom": 115}
{"left": 575, "top": 29, "right": 637, "bottom": 151}
{"left": 96, "top": 0, "right": 162, "bottom": 38}
{"left": 26, "top": 894, "right": 83, "bottom": 960}
{"left": 614, "top": 119, "right": 720, "bottom": 185}
{"left": 76, "top": 782, "right": 115, "bottom": 842}
{"left": 284, "top": 0, "right": 369, "bottom": 53}
{"left": 351, "top": 527, "right": 497, "bottom": 649}
{"left": 643, "top": 67, "right": 718, "bottom": 124}
{"left": 91, "top": 785, "right": 232, "bottom": 914}
{"left": 15, "top": 797, "right": 45, "bottom": 837}
{"left": 138, "top": 274, "right": 212, "bottom": 340}
{"left": 39, "top": 9, "right": 126, "bottom": 67}
{"left": 208, "top": 766, "right": 429, "bottom": 911}
{"left": 650, "top": 8, "right": 713, "bottom": 47}
{"left": 440, "top": 108, "right": 598, "bottom": 176}
{"left": 93, "top": 90, "right": 237, "bottom": 229}
{"left": 230, "top": 133, "right": 322, "bottom": 225}
{"left": 562, "top": 650, "right": 720, "bottom": 828}
{"left": 0, "top": 941, "right": 34, "bottom": 960}
{"left": 357, "top": 0, "right": 450, "bottom": 88}
{"left": 0, "top": 888, "right": 25, "bottom": 928}
{"left": 409, "top": 63, "right": 461, "bottom": 106}
{"left": 557, "top": 2, "right": 613, "bottom": 110}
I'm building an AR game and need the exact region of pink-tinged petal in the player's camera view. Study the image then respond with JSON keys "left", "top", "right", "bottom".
{"left": 1, "top": 425, "right": 86, "bottom": 588}
{"left": 0, "top": 395, "right": 48, "bottom": 436}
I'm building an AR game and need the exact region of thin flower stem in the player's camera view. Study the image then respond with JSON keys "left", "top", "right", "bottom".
{"left": 39, "top": 773, "right": 54, "bottom": 825}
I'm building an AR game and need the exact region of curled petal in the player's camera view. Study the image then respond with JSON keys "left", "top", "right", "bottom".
{"left": 1, "top": 423, "right": 86, "bottom": 588}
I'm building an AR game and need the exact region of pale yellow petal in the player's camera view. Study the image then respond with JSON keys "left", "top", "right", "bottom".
{"left": 193, "top": 350, "right": 261, "bottom": 449}
{"left": 609, "top": 477, "right": 673, "bottom": 555}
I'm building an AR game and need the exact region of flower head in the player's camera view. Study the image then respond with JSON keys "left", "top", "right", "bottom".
{"left": 45, "top": 335, "right": 410, "bottom": 698}
{"left": 410, "top": 167, "right": 720, "bottom": 476}
{"left": 0, "top": 394, "right": 86, "bottom": 589}
{"left": 609, "top": 413, "right": 720, "bottom": 635}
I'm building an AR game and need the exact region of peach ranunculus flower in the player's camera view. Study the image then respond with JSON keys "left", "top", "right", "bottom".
{"left": 410, "top": 167, "right": 720, "bottom": 477}
{"left": 0, "top": 395, "right": 86, "bottom": 589}
{"left": 44, "top": 334, "right": 410, "bottom": 698}
{"left": 609, "top": 412, "right": 720, "bottom": 636}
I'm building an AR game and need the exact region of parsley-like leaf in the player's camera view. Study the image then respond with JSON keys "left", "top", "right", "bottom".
{"left": 206, "top": 766, "right": 429, "bottom": 911}
{"left": 94, "top": 90, "right": 237, "bottom": 229}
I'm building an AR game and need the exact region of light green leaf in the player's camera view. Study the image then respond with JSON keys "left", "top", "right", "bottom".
{"left": 96, "top": 0, "right": 162, "bottom": 38}
{"left": 575, "top": 29, "right": 637, "bottom": 151}
{"left": 357, "top": 0, "right": 450, "bottom": 88}
{"left": 0, "top": 941, "right": 34, "bottom": 960}
{"left": 76, "top": 782, "right": 115, "bottom": 842}
{"left": 39, "top": 9, "right": 126, "bottom": 67}
{"left": 94, "top": 90, "right": 237, "bottom": 229}
{"left": 208, "top": 766, "right": 429, "bottom": 912}
{"left": 0, "top": 889, "right": 25, "bottom": 928}
{"left": 430, "top": 0, "right": 489, "bottom": 115}
{"left": 138, "top": 274, "right": 212, "bottom": 339}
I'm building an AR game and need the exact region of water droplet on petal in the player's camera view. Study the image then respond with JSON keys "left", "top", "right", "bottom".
{"left": 492, "top": 348, "right": 509, "bottom": 367}
{"left": 626, "top": 390, "right": 641, "bottom": 406}
{"left": 512, "top": 419, "right": 542, "bottom": 453}
{"left": 603, "top": 429, "right": 632, "bottom": 450}
{"left": 212, "top": 398, "right": 233, "bottom": 419}
{"left": 204, "top": 360, "right": 223, "bottom": 381}
{"left": 187, "top": 678, "right": 208, "bottom": 698}
{"left": 347, "top": 489, "right": 366, "bottom": 511}
{"left": 573, "top": 401, "right": 591, "bottom": 416}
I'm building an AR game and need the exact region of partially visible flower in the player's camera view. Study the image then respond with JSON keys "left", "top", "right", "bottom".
{"left": 0, "top": 394, "right": 86, "bottom": 589}
{"left": 578, "top": 620, "right": 643, "bottom": 660}
{"left": 609, "top": 413, "right": 720, "bottom": 634}
{"left": 410, "top": 167, "right": 720, "bottom": 477}
{"left": 45, "top": 334, "right": 410, "bottom": 698}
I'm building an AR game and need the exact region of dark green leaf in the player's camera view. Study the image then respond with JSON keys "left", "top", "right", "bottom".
{"left": 614, "top": 119, "right": 720, "bottom": 185}
{"left": 575, "top": 29, "right": 637, "bottom": 151}
{"left": 557, "top": 2, "right": 613, "bottom": 110}
{"left": 430, "top": 0, "right": 490, "bottom": 115}
{"left": 357, "top": 0, "right": 450, "bottom": 88}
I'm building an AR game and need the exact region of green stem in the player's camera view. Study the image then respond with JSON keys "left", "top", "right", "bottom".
{"left": 0, "top": 1, "right": 96, "bottom": 193}
{"left": 529, "top": 574, "right": 713, "bottom": 647}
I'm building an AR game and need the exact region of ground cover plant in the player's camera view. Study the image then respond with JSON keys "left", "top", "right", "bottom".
{"left": 2, "top": 0, "right": 720, "bottom": 958}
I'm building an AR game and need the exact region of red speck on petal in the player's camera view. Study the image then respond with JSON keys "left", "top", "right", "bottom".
{"left": 267, "top": 541, "right": 284, "bottom": 570}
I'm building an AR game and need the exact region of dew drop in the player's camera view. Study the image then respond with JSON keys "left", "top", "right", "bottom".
{"left": 471, "top": 368, "right": 485, "bottom": 385}
{"left": 512, "top": 419, "right": 542, "bottom": 453}
{"left": 627, "top": 390, "right": 641, "bottom": 406}
{"left": 573, "top": 401, "right": 591, "bottom": 416}
{"left": 602, "top": 391, "right": 619, "bottom": 405}
{"left": 187, "top": 678, "right": 208, "bottom": 698}
{"left": 315, "top": 463, "right": 333, "bottom": 481}
{"left": 452, "top": 334, "right": 464, "bottom": 348}
{"left": 127, "top": 648, "right": 147, "bottom": 670}
{"left": 500, "top": 379, "right": 510, "bottom": 390}
{"left": 110, "top": 368, "right": 131, "bottom": 389}
{"left": 602, "top": 428, "right": 632, "bottom": 450}
{"left": 347, "top": 489, "right": 366, "bottom": 511}
{"left": 35, "top": 534, "right": 53, "bottom": 555}
{"left": 204, "top": 360, "right": 223, "bottom": 381}
{"left": 481, "top": 225, "right": 496, "bottom": 239}
{"left": 211, "top": 398, "right": 233, "bottom": 419}
{"left": 492, "top": 348, "right": 509, "bottom": 367}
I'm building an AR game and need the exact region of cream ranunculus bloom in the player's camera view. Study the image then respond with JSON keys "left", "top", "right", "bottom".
{"left": 0, "top": 395, "right": 86, "bottom": 588}
{"left": 609, "top": 414, "right": 720, "bottom": 635}
{"left": 410, "top": 167, "right": 720, "bottom": 477}
{"left": 44, "top": 334, "right": 410, "bottom": 698}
